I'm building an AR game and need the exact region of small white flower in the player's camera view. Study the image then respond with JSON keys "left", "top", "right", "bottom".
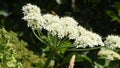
{"left": 77, "top": 26, "right": 87, "bottom": 35}
{"left": 98, "top": 49, "right": 120, "bottom": 60}
{"left": 42, "top": 14, "right": 60, "bottom": 31}
{"left": 22, "top": 3, "right": 41, "bottom": 15}
{"left": 60, "top": 17, "right": 78, "bottom": 27}
{"left": 74, "top": 30, "right": 104, "bottom": 48}
{"left": 22, "top": 3, "right": 45, "bottom": 29}
{"left": 74, "top": 35, "right": 95, "bottom": 48}
{"left": 60, "top": 17, "right": 79, "bottom": 39}
{"left": 43, "top": 14, "right": 66, "bottom": 38}
{"left": 104, "top": 35, "right": 120, "bottom": 49}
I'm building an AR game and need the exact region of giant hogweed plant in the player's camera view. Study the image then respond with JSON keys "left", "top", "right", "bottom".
{"left": 22, "top": 3, "right": 120, "bottom": 68}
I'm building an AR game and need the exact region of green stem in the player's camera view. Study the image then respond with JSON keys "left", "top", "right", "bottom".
{"left": 47, "top": 32, "right": 54, "bottom": 46}
{"left": 53, "top": 35, "right": 57, "bottom": 47}
{"left": 32, "top": 29, "right": 48, "bottom": 46}
{"left": 104, "top": 59, "right": 110, "bottom": 68}
{"left": 56, "top": 39, "right": 61, "bottom": 46}
{"left": 37, "top": 29, "right": 42, "bottom": 37}
{"left": 57, "top": 37, "right": 69, "bottom": 48}
{"left": 67, "top": 47, "right": 102, "bottom": 51}
{"left": 44, "top": 49, "right": 55, "bottom": 68}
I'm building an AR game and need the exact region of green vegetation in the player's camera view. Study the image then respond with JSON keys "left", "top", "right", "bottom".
{"left": 0, "top": 28, "right": 46, "bottom": 68}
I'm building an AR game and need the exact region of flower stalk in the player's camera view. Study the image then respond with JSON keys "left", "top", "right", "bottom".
{"left": 44, "top": 48, "right": 56, "bottom": 68}
{"left": 67, "top": 47, "right": 102, "bottom": 51}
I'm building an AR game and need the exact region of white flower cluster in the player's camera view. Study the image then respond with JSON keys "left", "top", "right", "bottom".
{"left": 60, "top": 17, "right": 79, "bottom": 39}
{"left": 42, "top": 14, "right": 79, "bottom": 39}
{"left": 42, "top": 14, "right": 104, "bottom": 48}
{"left": 104, "top": 35, "right": 120, "bottom": 49}
{"left": 74, "top": 30, "right": 104, "bottom": 48}
{"left": 22, "top": 3, "right": 45, "bottom": 29}
{"left": 22, "top": 3, "right": 104, "bottom": 48}
{"left": 98, "top": 49, "right": 120, "bottom": 60}
{"left": 42, "top": 14, "right": 66, "bottom": 38}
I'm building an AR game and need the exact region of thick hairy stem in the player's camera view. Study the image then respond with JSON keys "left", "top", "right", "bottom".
{"left": 67, "top": 47, "right": 102, "bottom": 51}
{"left": 47, "top": 32, "right": 54, "bottom": 46}
{"left": 44, "top": 49, "right": 55, "bottom": 68}
{"left": 104, "top": 59, "right": 110, "bottom": 68}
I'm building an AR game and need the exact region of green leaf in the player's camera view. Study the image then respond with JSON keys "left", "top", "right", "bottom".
{"left": 0, "top": 10, "right": 9, "bottom": 17}
{"left": 106, "top": 10, "right": 120, "bottom": 22}
{"left": 114, "top": 1, "right": 120, "bottom": 16}
{"left": 81, "top": 55, "right": 92, "bottom": 64}
{"left": 58, "top": 41, "right": 72, "bottom": 54}
{"left": 42, "top": 35, "right": 50, "bottom": 43}
{"left": 94, "top": 61, "right": 104, "bottom": 68}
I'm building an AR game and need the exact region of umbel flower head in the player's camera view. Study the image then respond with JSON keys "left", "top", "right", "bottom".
{"left": 60, "top": 17, "right": 79, "bottom": 39}
{"left": 42, "top": 14, "right": 66, "bottom": 38}
{"left": 74, "top": 30, "right": 104, "bottom": 48}
{"left": 98, "top": 48, "right": 120, "bottom": 60}
{"left": 104, "top": 35, "right": 120, "bottom": 49}
{"left": 22, "top": 3, "right": 104, "bottom": 48}
{"left": 22, "top": 3, "right": 45, "bottom": 30}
